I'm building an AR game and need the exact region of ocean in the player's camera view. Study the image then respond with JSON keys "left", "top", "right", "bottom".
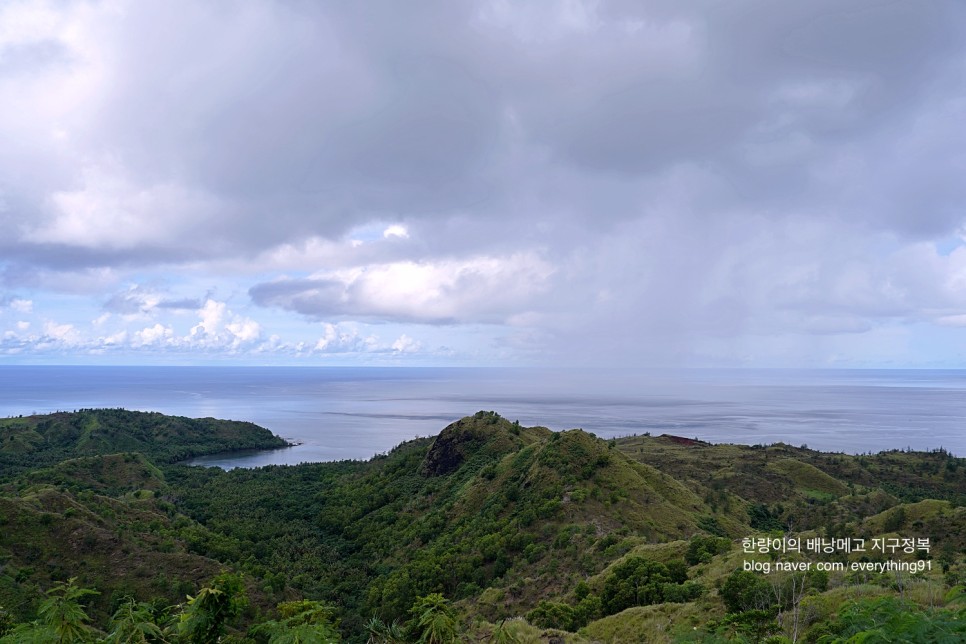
{"left": 0, "top": 366, "right": 963, "bottom": 467}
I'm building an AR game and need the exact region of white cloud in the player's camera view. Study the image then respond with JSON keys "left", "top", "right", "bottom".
{"left": 313, "top": 323, "right": 376, "bottom": 354}
{"left": 391, "top": 334, "right": 420, "bottom": 353}
{"left": 187, "top": 299, "right": 262, "bottom": 350}
{"left": 190, "top": 299, "right": 227, "bottom": 339}
{"left": 225, "top": 317, "right": 261, "bottom": 347}
{"left": 29, "top": 162, "right": 219, "bottom": 250}
{"left": 251, "top": 253, "right": 556, "bottom": 324}
{"left": 0, "top": 295, "right": 443, "bottom": 361}
{"left": 134, "top": 323, "right": 173, "bottom": 346}
{"left": 42, "top": 320, "right": 79, "bottom": 345}
{"left": 100, "top": 329, "right": 127, "bottom": 346}
{"left": 383, "top": 224, "right": 409, "bottom": 239}
{"left": 9, "top": 298, "right": 32, "bottom": 313}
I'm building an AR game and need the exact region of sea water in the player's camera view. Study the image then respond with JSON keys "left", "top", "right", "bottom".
{"left": 0, "top": 366, "right": 962, "bottom": 467}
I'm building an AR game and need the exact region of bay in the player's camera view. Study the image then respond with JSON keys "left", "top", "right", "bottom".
{"left": 0, "top": 366, "right": 962, "bottom": 467}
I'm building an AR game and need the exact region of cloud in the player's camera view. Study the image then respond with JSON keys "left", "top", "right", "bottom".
{"left": 382, "top": 225, "right": 409, "bottom": 240}
{"left": 313, "top": 323, "right": 377, "bottom": 354}
{"left": 3, "top": 0, "right": 958, "bottom": 269}
{"left": 27, "top": 162, "right": 222, "bottom": 251}
{"left": 225, "top": 317, "right": 261, "bottom": 347}
{"left": 0, "top": 306, "right": 434, "bottom": 361}
{"left": 133, "top": 323, "right": 171, "bottom": 346}
{"left": 186, "top": 299, "right": 263, "bottom": 350}
{"left": 250, "top": 253, "right": 555, "bottom": 324}
{"left": 103, "top": 285, "right": 200, "bottom": 316}
{"left": 3, "top": 1, "right": 966, "bottom": 366}
{"left": 42, "top": 320, "right": 79, "bottom": 344}
{"left": 0, "top": 297, "right": 33, "bottom": 313}
{"left": 391, "top": 334, "right": 420, "bottom": 353}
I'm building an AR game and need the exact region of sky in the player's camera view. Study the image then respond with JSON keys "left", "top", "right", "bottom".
{"left": 2, "top": 0, "right": 966, "bottom": 368}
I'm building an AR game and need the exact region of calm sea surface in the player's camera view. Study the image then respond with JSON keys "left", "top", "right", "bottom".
{"left": 0, "top": 366, "right": 963, "bottom": 466}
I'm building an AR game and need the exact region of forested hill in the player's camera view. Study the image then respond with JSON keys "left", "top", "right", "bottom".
{"left": 0, "top": 409, "right": 963, "bottom": 642}
{"left": 0, "top": 408, "right": 288, "bottom": 480}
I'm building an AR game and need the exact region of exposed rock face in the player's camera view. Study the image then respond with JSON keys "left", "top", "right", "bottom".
{"left": 420, "top": 414, "right": 492, "bottom": 477}
{"left": 420, "top": 411, "right": 552, "bottom": 477}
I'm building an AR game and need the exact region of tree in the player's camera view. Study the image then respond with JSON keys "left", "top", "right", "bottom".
{"left": 525, "top": 601, "right": 576, "bottom": 631}
{"left": 38, "top": 578, "right": 99, "bottom": 644}
{"left": 175, "top": 573, "right": 246, "bottom": 644}
{"left": 718, "top": 609, "right": 780, "bottom": 643}
{"left": 573, "top": 593, "right": 603, "bottom": 628}
{"left": 720, "top": 570, "right": 773, "bottom": 615}
{"left": 252, "top": 600, "right": 340, "bottom": 644}
{"left": 666, "top": 560, "right": 689, "bottom": 584}
{"left": 882, "top": 506, "right": 906, "bottom": 533}
{"left": 364, "top": 616, "right": 405, "bottom": 644}
{"left": 0, "top": 607, "right": 14, "bottom": 639}
{"left": 816, "top": 593, "right": 966, "bottom": 643}
{"left": 1, "top": 578, "right": 100, "bottom": 643}
{"left": 779, "top": 569, "right": 827, "bottom": 643}
{"left": 408, "top": 594, "right": 457, "bottom": 644}
{"left": 685, "top": 536, "right": 730, "bottom": 566}
{"left": 601, "top": 557, "right": 673, "bottom": 615}
{"left": 104, "top": 599, "right": 165, "bottom": 643}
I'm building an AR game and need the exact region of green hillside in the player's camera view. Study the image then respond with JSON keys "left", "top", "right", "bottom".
{"left": 0, "top": 408, "right": 289, "bottom": 481}
{"left": 0, "top": 409, "right": 963, "bottom": 643}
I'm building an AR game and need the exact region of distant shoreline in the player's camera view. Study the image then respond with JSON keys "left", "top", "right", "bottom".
{"left": 2, "top": 366, "right": 963, "bottom": 460}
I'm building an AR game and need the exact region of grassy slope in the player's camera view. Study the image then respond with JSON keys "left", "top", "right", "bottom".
{"left": 1, "top": 455, "right": 221, "bottom": 622}
{"left": 618, "top": 434, "right": 965, "bottom": 541}
{"left": 0, "top": 410, "right": 290, "bottom": 626}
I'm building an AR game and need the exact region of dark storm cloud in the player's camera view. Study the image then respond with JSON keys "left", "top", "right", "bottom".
{"left": 5, "top": 0, "right": 966, "bottom": 265}
{"left": 76, "top": 1, "right": 503, "bottom": 245}
{"left": 249, "top": 279, "right": 348, "bottom": 318}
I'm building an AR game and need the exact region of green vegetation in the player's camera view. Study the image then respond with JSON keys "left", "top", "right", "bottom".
{"left": 0, "top": 409, "right": 289, "bottom": 481}
{"left": 0, "top": 409, "right": 963, "bottom": 642}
